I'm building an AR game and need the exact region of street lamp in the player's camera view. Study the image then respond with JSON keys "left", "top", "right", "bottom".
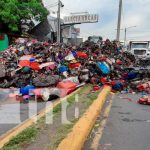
{"left": 124, "top": 26, "right": 136, "bottom": 46}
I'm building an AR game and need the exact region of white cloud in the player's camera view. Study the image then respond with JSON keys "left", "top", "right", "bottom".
{"left": 43, "top": 0, "right": 150, "bottom": 41}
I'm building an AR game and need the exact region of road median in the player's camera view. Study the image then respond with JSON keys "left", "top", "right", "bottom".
{"left": 57, "top": 86, "right": 111, "bottom": 150}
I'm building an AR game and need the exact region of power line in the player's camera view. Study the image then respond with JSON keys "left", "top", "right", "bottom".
{"left": 127, "top": 30, "right": 150, "bottom": 33}
{"left": 128, "top": 34, "right": 150, "bottom": 38}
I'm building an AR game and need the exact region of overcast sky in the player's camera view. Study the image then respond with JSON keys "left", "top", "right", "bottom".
{"left": 43, "top": 0, "right": 150, "bottom": 41}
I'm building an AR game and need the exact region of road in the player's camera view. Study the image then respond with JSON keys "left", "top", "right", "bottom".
{"left": 84, "top": 93, "right": 150, "bottom": 150}
{"left": 0, "top": 101, "right": 47, "bottom": 136}
{"left": 0, "top": 89, "right": 50, "bottom": 136}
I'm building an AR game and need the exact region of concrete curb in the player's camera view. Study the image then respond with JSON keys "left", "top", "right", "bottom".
{"left": 0, "top": 88, "right": 81, "bottom": 149}
{"left": 57, "top": 86, "right": 111, "bottom": 150}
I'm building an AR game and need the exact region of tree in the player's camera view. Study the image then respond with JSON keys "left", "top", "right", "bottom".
{"left": 0, "top": 0, "right": 49, "bottom": 33}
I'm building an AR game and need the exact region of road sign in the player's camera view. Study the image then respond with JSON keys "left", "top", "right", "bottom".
{"left": 64, "top": 14, "right": 98, "bottom": 24}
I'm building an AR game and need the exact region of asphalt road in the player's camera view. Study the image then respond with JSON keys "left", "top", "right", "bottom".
{"left": 84, "top": 93, "right": 150, "bottom": 150}
{"left": 0, "top": 101, "right": 47, "bottom": 136}
{"left": 0, "top": 88, "right": 60, "bottom": 136}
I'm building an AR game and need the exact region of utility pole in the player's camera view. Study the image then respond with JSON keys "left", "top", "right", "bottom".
{"left": 116, "top": 0, "right": 122, "bottom": 41}
{"left": 124, "top": 26, "right": 136, "bottom": 46}
{"left": 57, "top": 0, "right": 61, "bottom": 43}
{"left": 124, "top": 28, "right": 127, "bottom": 46}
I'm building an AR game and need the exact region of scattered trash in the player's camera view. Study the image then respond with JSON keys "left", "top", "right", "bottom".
{"left": 121, "top": 97, "right": 132, "bottom": 102}
{"left": 138, "top": 95, "right": 150, "bottom": 105}
{"left": 0, "top": 38, "right": 149, "bottom": 102}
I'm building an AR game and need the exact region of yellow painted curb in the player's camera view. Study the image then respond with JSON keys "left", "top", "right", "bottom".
{"left": 57, "top": 86, "right": 111, "bottom": 150}
{"left": 0, "top": 88, "right": 81, "bottom": 149}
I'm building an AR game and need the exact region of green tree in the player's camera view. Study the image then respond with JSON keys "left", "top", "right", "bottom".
{"left": 0, "top": 0, "right": 49, "bottom": 32}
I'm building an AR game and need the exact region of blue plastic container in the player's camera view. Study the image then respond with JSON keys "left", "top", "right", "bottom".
{"left": 72, "top": 51, "right": 77, "bottom": 56}
{"left": 58, "top": 66, "right": 68, "bottom": 73}
{"left": 113, "top": 82, "right": 123, "bottom": 91}
{"left": 126, "top": 71, "right": 138, "bottom": 80}
{"left": 97, "top": 62, "right": 110, "bottom": 75}
{"left": 20, "top": 85, "right": 35, "bottom": 95}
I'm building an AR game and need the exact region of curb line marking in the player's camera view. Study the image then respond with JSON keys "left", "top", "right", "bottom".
{"left": 57, "top": 86, "right": 111, "bottom": 150}
{"left": 91, "top": 96, "right": 113, "bottom": 149}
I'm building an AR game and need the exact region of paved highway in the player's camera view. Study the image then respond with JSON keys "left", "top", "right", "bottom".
{"left": 0, "top": 101, "right": 47, "bottom": 136}
{"left": 84, "top": 93, "right": 150, "bottom": 150}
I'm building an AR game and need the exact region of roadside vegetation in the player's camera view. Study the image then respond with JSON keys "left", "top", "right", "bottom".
{"left": 2, "top": 85, "right": 100, "bottom": 150}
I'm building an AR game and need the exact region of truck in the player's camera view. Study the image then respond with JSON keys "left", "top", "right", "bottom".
{"left": 88, "top": 36, "right": 103, "bottom": 44}
{"left": 129, "top": 41, "right": 150, "bottom": 60}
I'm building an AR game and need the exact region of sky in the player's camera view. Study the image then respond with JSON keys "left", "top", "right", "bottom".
{"left": 43, "top": 0, "right": 150, "bottom": 41}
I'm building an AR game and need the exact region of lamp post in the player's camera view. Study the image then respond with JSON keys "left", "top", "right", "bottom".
{"left": 57, "top": 0, "right": 64, "bottom": 43}
{"left": 124, "top": 26, "right": 136, "bottom": 46}
{"left": 116, "top": 0, "right": 122, "bottom": 41}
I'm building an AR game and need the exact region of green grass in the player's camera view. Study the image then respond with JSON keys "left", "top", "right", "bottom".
{"left": 1, "top": 85, "right": 100, "bottom": 150}
{"left": 53, "top": 85, "right": 91, "bottom": 115}
{"left": 86, "top": 91, "right": 100, "bottom": 105}
{"left": 2, "top": 116, "right": 48, "bottom": 150}
{"left": 2, "top": 126, "right": 38, "bottom": 150}
{"left": 46, "top": 90, "right": 100, "bottom": 150}
{"left": 48, "top": 120, "right": 77, "bottom": 150}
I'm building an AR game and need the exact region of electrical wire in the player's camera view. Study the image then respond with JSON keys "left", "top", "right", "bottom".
{"left": 128, "top": 34, "right": 150, "bottom": 38}
{"left": 128, "top": 30, "right": 150, "bottom": 33}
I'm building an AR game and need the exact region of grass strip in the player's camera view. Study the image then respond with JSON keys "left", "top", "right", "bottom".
{"left": 1, "top": 85, "right": 99, "bottom": 150}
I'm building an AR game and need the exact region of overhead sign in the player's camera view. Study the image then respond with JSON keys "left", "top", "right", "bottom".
{"left": 64, "top": 14, "right": 98, "bottom": 24}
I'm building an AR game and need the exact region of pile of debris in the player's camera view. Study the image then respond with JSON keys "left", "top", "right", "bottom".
{"left": 0, "top": 38, "right": 149, "bottom": 102}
